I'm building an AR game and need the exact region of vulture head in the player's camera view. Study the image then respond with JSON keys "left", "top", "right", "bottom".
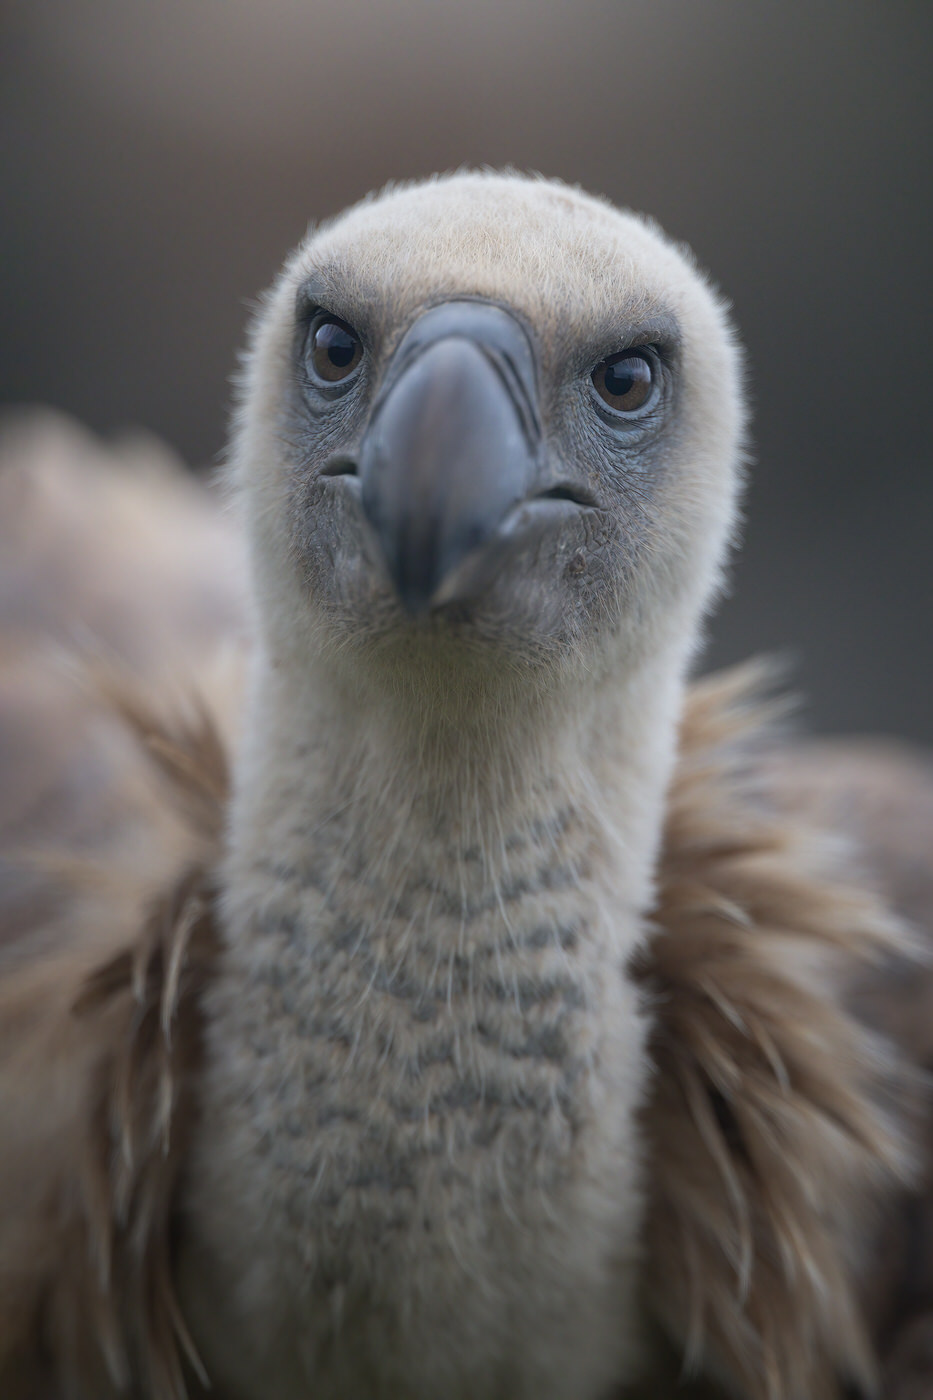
{"left": 234, "top": 173, "right": 744, "bottom": 697}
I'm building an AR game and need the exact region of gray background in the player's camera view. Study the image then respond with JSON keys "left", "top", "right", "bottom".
{"left": 1, "top": 0, "right": 930, "bottom": 740}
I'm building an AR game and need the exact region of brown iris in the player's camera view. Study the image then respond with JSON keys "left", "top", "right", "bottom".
{"left": 591, "top": 351, "right": 654, "bottom": 414}
{"left": 308, "top": 315, "right": 363, "bottom": 383}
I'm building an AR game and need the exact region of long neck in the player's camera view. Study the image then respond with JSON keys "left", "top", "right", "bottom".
{"left": 191, "top": 638, "right": 692, "bottom": 1397}
{"left": 224, "top": 637, "right": 688, "bottom": 960}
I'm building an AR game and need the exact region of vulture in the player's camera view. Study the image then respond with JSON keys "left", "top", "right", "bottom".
{"left": 0, "top": 171, "right": 932, "bottom": 1400}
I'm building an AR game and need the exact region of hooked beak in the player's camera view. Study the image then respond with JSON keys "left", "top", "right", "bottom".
{"left": 354, "top": 300, "right": 590, "bottom": 615}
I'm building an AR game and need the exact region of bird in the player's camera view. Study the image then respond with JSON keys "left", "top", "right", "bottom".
{"left": 0, "top": 171, "right": 930, "bottom": 1400}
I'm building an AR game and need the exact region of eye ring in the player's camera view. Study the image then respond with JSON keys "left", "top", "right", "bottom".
{"left": 306, "top": 313, "right": 364, "bottom": 386}
{"left": 590, "top": 349, "right": 656, "bottom": 417}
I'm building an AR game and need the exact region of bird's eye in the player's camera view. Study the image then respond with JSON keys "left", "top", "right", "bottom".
{"left": 308, "top": 314, "right": 363, "bottom": 384}
{"left": 591, "top": 351, "right": 655, "bottom": 415}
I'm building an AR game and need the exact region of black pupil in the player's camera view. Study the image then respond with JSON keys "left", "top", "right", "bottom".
{"left": 605, "top": 363, "right": 635, "bottom": 398}
{"left": 317, "top": 321, "right": 356, "bottom": 367}
{"left": 605, "top": 358, "right": 647, "bottom": 400}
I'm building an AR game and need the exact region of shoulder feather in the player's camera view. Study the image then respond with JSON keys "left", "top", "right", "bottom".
{"left": 0, "top": 675, "right": 227, "bottom": 1400}
{"left": 637, "top": 664, "right": 920, "bottom": 1400}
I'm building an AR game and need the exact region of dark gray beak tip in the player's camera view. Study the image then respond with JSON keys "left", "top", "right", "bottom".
{"left": 394, "top": 561, "right": 441, "bottom": 618}
{"left": 384, "top": 531, "right": 480, "bottom": 617}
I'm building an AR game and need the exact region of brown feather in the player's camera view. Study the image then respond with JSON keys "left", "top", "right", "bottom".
{"left": 766, "top": 741, "right": 933, "bottom": 1397}
{"left": 636, "top": 667, "right": 920, "bottom": 1400}
{"left": 0, "top": 409, "right": 246, "bottom": 677}
{"left": 0, "top": 683, "right": 227, "bottom": 1400}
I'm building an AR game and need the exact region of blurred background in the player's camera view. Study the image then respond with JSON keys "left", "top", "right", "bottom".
{"left": 1, "top": 0, "right": 930, "bottom": 741}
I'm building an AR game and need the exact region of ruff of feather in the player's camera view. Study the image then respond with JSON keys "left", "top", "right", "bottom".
{"left": 0, "top": 662, "right": 919, "bottom": 1398}
{"left": 637, "top": 665, "right": 918, "bottom": 1400}
{"left": 0, "top": 679, "right": 228, "bottom": 1400}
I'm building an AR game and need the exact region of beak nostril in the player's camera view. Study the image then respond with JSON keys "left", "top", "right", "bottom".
{"left": 321, "top": 454, "right": 358, "bottom": 478}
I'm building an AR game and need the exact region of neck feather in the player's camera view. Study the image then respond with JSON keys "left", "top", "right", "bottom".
{"left": 225, "top": 638, "right": 689, "bottom": 956}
